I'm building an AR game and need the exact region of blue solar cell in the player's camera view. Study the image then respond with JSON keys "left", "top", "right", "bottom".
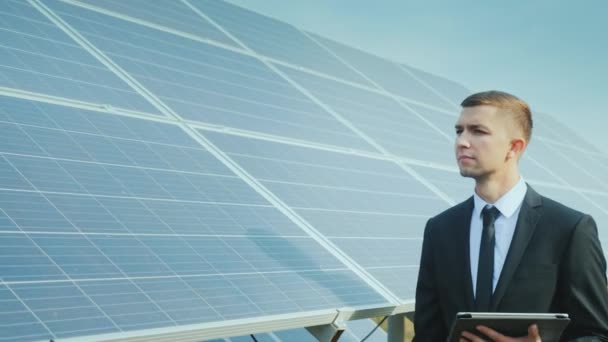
{"left": 0, "top": 285, "right": 51, "bottom": 341}
{"left": 0, "top": 209, "right": 19, "bottom": 231}
{"left": 0, "top": 0, "right": 161, "bottom": 115}
{"left": 21, "top": 125, "right": 94, "bottom": 161}
{"left": 534, "top": 112, "right": 600, "bottom": 152}
{"left": 0, "top": 98, "right": 59, "bottom": 128}
{"left": 5, "top": 155, "right": 87, "bottom": 193}
{"left": 114, "top": 117, "right": 202, "bottom": 149}
{"left": 368, "top": 267, "right": 420, "bottom": 301}
{"left": 310, "top": 32, "right": 456, "bottom": 110}
{"left": 204, "top": 131, "right": 445, "bottom": 214}
{"left": 0, "top": 156, "right": 32, "bottom": 190}
{"left": 0, "top": 122, "right": 46, "bottom": 155}
{"left": 400, "top": 63, "right": 471, "bottom": 106}
{"left": 12, "top": 282, "right": 118, "bottom": 338}
{"left": 0, "top": 234, "right": 67, "bottom": 281}
{"left": 0, "top": 96, "right": 224, "bottom": 165}
{"left": 190, "top": 0, "right": 372, "bottom": 86}
{"left": 408, "top": 165, "right": 471, "bottom": 204}
{"left": 405, "top": 102, "right": 457, "bottom": 137}
{"left": 42, "top": 0, "right": 375, "bottom": 150}
{"left": 62, "top": 162, "right": 131, "bottom": 197}
{"left": 541, "top": 143, "right": 608, "bottom": 191}
{"left": 202, "top": 129, "right": 405, "bottom": 176}
{"left": 83, "top": 113, "right": 143, "bottom": 141}
{"left": 301, "top": 210, "right": 427, "bottom": 239}
{"left": 85, "top": 235, "right": 174, "bottom": 277}
{"left": 76, "top": 0, "right": 239, "bottom": 47}
{"left": 98, "top": 197, "right": 175, "bottom": 234}
{"left": 278, "top": 65, "right": 455, "bottom": 164}
{"left": 0, "top": 191, "right": 78, "bottom": 233}
{"left": 109, "top": 139, "right": 170, "bottom": 169}
{"left": 528, "top": 140, "right": 605, "bottom": 191}
{"left": 30, "top": 103, "right": 104, "bottom": 135}
{"left": 137, "top": 238, "right": 216, "bottom": 275}
{"left": 70, "top": 134, "right": 135, "bottom": 165}
{"left": 333, "top": 239, "right": 422, "bottom": 268}
{"left": 44, "top": 194, "right": 124, "bottom": 233}
{"left": 31, "top": 234, "right": 122, "bottom": 278}
{"left": 150, "top": 143, "right": 229, "bottom": 174}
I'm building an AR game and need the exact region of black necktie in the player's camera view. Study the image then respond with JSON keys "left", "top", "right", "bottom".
{"left": 475, "top": 205, "right": 500, "bottom": 311}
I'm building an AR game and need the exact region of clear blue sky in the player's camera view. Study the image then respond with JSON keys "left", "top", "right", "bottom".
{"left": 227, "top": 0, "right": 608, "bottom": 152}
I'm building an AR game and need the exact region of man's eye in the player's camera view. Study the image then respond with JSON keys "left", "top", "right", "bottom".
{"left": 455, "top": 129, "right": 463, "bottom": 135}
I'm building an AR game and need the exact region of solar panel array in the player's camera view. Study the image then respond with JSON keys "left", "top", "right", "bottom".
{"left": 1, "top": 0, "right": 607, "bottom": 341}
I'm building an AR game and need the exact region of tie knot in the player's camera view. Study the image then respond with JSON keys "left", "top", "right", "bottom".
{"left": 482, "top": 205, "right": 501, "bottom": 225}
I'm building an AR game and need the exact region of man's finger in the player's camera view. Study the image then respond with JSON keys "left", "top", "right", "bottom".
{"left": 528, "top": 324, "right": 541, "bottom": 341}
{"left": 461, "top": 330, "right": 483, "bottom": 342}
{"left": 476, "top": 325, "right": 507, "bottom": 340}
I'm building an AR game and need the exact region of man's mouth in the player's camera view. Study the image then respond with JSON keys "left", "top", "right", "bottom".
{"left": 458, "top": 155, "right": 474, "bottom": 162}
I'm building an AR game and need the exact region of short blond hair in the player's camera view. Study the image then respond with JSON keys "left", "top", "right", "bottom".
{"left": 461, "top": 90, "right": 533, "bottom": 142}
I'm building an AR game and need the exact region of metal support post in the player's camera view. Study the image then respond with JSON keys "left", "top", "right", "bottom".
{"left": 387, "top": 314, "right": 405, "bottom": 342}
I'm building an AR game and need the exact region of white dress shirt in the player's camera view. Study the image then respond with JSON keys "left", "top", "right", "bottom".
{"left": 470, "top": 177, "right": 527, "bottom": 296}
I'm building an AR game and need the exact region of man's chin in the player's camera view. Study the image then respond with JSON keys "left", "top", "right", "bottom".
{"left": 458, "top": 169, "right": 478, "bottom": 178}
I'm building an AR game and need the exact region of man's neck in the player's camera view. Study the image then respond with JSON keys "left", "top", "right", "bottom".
{"left": 474, "top": 172, "right": 521, "bottom": 204}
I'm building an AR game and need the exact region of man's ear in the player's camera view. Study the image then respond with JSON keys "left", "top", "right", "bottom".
{"left": 507, "top": 138, "right": 526, "bottom": 160}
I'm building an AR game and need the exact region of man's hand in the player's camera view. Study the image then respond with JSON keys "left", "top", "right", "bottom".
{"left": 460, "top": 324, "right": 541, "bottom": 342}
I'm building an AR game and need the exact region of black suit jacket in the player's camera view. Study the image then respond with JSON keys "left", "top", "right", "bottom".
{"left": 413, "top": 186, "right": 608, "bottom": 341}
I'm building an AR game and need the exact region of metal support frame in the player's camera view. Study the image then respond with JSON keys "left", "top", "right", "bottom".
{"left": 55, "top": 304, "right": 415, "bottom": 342}
{"left": 387, "top": 314, "right": 406, "bottom": 342}
{"left": 306, "top": 320, "right": 346, "bottom": 342}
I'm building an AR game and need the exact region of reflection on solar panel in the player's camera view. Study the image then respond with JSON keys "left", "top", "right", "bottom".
{"left": 0, "top": 0, "right": 606, "bottom": 341}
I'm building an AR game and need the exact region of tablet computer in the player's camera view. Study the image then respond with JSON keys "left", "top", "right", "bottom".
{"left": 448, "top": 312, "right": 570, "bottom": 342}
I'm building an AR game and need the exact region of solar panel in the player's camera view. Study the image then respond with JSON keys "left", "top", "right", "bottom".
{"left": 73, "top": 0, "right": 240, "bottom": 47}
{"left": 201, "top": 131, "right": 447, "bottom": 299}
{"left": 308, "top": 32, "right": 457, "bottom": 110}
{"left": 189, "top": 0, "right": 373, "bottom": 86}
{"left": 534, "top": 112, "right": 601, "bottom": 152}
{"left": 0, "top": 97, "right": 389, "bottom": 341}
{"left": 42, "top": 0, "right": 375, "bottom": 151}
{"left": 0, "top": 0, "right": 161, "bottom": 115}
{"left": 276, "top": 65, "right": 455, "bottom": 164}
{"left": 526, "top": 139, "right": 604, "bottom": 190}
{"left": 398, "top": 63, "right": 471, "bottom": 107}
{"left": 1, "top": 0, "right": 607, "bottom": 341}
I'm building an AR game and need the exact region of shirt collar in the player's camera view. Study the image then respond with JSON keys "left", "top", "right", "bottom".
{"left": 473, "top": 177, "right": 527, "bottom": 219}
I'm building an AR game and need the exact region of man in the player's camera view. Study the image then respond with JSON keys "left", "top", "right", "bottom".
{"left": 413, "top": 91, "right": 608, "bottom": 341}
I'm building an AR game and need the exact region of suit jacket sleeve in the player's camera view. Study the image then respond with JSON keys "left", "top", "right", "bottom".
{"left": 559, "top": 215, "right": 608, "bottom": 340}
{"left": 413, "top": 218, "right": 447, "bottom": 341}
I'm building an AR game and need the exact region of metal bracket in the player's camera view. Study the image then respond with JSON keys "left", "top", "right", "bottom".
{"left": 306, "top": 320, "right": 346, "bottom": 342}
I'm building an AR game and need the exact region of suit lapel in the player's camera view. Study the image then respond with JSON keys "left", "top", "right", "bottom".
{"left": 490, "top": 185, "right": 543, "bottom": 311}
{"left": 456, "top": 197, "right": 476, "bottom": 311}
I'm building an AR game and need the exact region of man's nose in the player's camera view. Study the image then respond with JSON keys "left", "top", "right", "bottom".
{"left": 455, "top": 133, "right": 470, "bottom": 148}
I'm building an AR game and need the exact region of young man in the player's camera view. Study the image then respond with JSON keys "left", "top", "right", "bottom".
{"left": 413, "top": 91, "right": 608, "bottom": 341}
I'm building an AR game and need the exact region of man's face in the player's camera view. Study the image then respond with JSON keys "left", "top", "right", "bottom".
{"left": 454, "top": 105, "right": 514, "bottom": 180}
